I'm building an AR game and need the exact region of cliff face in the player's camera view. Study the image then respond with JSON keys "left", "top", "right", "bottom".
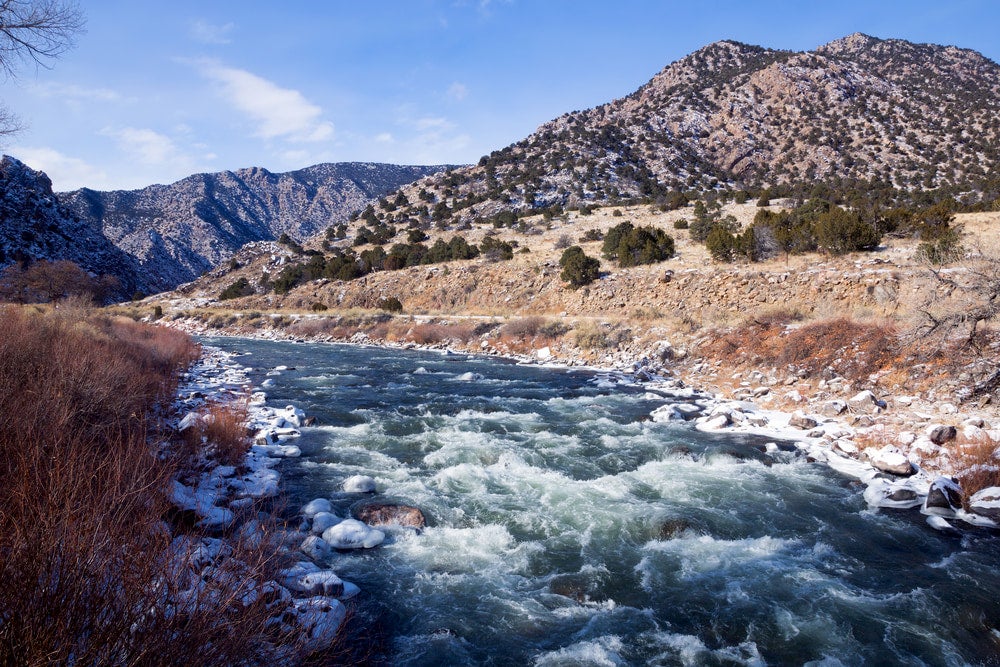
{"left": 57, "top": 162, "right": 449, "bottom": 293}
{"left": 0, "top": 156, "right": 142, "bottom": 296}
{"left": 377, "top": 34, "right": 1000, "bottom": 225}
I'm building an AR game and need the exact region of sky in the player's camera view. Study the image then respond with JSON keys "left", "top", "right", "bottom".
{"left": 2, "top": 0, "right": 999, "bottom": 192}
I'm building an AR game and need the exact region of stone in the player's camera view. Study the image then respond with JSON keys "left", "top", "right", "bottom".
{"left": 300, "top": 535, "right": 334, "bottom": 561}
{"left": 311, "top": 512, "right": 341, "bottom": 535}
{"left": 821, "top": 400, "right": 847, "bottom": 417}
{"left": 923, "top": 477, "right": 964, "bottom": 517}
{"left": 848, "top": 390, "right": 886, "bottom": 413}
{"left": 926, "top": 424, "right": 958, "bottom": 445}
{"left": 322, "top": 519, "right": 385, "bottom": 549}
{"left": 343, "top": 475, "right": 377, "bottom": 493}
{"left": 788, "top": 411, "right": 818, "bottom": 430}
{"left": 658, "top": 518, "right": 692, "bottom": 539}
{"left": 867, "top": 445, "right": 914, "bottom": 476}
{"left": 353, "top": 502, "right": 427, "bottom": 529}
{"left": 302, "top": 498, "right": 332, "bottom": 517}
{"left": 969, "top": 487, "right": 1000, "bottom": 521}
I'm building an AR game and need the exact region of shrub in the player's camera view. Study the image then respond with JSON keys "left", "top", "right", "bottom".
{"left": 378, "top": 296, "right": 403, "bottom": 313}
{"left": 559, "top": 246, "right": 601, "bottom": 287}
{"left": 219, "top": 277, "right": 254, "bottom": 300}
{"left": 813, "top": 207, "right": 881, "bottom": 255}
{"left": 673, "top": 218, "right": 689, "bottom": 230}
{"left": 602, "top": 222, "right": 675, "bottom": 267}
{"left": 501, "top": 316, "right": 546, "bottom": 338}
{"left": 199, "top": 400, "right": 251, "bottom": 466}
{"left": 580, "top": 229, "right": 603, "bottom": 242}
{"left": 554, "top": 234, "right": 573, "bottom": 250}
{"left": 480, "top": 236, "right": 514, "bottom": 262}
{"left": 310, "top": 302, "right": 328, "bottom": 311}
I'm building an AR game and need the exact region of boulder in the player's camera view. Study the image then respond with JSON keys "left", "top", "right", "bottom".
{"left": 926, "top": 424, "right": 958, "bottom": 445}
{"left": 789, "top": 411, "right": 818, "bottom": 430}
{"left": 353, "top": 502, "right": 427, "bottom": 529}
{"left": 867, "top": 445, "right": 914, "bottom": 476}
{"left": 923, "top": 477, "right": 964, "bottom": 517}
{"left": 291, "top": 597, "right": 347, "bottom": 652}
{"left": 863, "top": 478, "right": 924, "bottom": 509}
{"left": 649, "top": 404, "right": 683, "bottom": 422}
{"left": 343, "top": 475, "right": 377, "bottom": 493}
{"left": 302, "top": 498, "right": 332, "bottom": 518}
{"left": 848, "top": 390, "right": 886, "bottom": 413}
{"left": 322, "top": 519, "right": 385, "bottom": 549}
{"left": 821, "top": 400, "right": 847, "bottom": 417}
{"left": 969, "top": 487, "right": 1000, "bottom": 521}
{"left": 311, "top": 512, "right": 340, "bottom": 535}
{"left": 300, "top": 535, "right": 334, "bottom": 561}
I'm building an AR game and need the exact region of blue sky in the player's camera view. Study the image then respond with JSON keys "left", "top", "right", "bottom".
{"left": 2, "top": 0, "right": 999, "bottom": 191}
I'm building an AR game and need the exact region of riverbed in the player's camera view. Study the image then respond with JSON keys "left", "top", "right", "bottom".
{"left": 208, "top": 336, "right": 1000, "bottom": 666}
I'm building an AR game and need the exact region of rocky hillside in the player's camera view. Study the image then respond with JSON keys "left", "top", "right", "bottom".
{"left": 55, "top": 162, "right": 448, "bottom": 293}
{"left": 376, "top": 34, "right": 1000, "bottom": 226}
{"left": 0, "top": 156, "right": 143, "bottom": 296}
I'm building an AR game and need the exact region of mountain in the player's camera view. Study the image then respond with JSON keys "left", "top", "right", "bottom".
{"left": 375, "top": 34, "right": 1000, "bottom": 226}
{"left": 55, "top": 162, "right": 449, "bottom": 293}
{"left": 0, "top": 156, "right": 144, "bottom": 295}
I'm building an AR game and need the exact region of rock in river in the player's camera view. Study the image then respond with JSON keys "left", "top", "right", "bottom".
{"left": 322, "top": 519, "right": 385, "bottom": 549}
{"left": 354, "top": 502, "right": 427, "bottom": 529}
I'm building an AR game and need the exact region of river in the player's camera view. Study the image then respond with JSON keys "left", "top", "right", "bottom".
{"left": 208, "top": 336, "right": 1000, "bottom": 666}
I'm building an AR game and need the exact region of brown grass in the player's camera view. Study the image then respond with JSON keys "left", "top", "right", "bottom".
{"left": 702, "top": 316, "right": 899, "bottom": 383}
{"left": 183, "top": 399, "right": 252, "bottom": 467}
{"left": 953, "top": 432, "right": 1000, "bottom": 501}
{"left": 0, "top": 305, "right": 324, "bottom": 665}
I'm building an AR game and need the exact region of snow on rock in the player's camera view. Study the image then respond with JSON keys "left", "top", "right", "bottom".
{"left": 343, "top": 474, "right": 377, "bottom": 493}
{"left": 926, "top": 515, "right": 960, "bottom": 534}
{"left": 969, "top": 487, "right": 1000, "bottom": 521}
{"left": 300, "top": 535, "right": 334, "bottom": 561}
{"left": 177, "top": 411, "right": 203, "bottom": 432}
{"left": 650, "top": 404, "right": 683, "bottom": 422}
{"left": 322, "top": 519, "right": 385, "bottom": 549}
{"left": 848, "top": 390, "right": 886, "bottom": 413}
{"left": 170, "top": 480, "right": 234, "bottom": 529}
{"left": 302, "top": 498, "right": 332, "bottom": 517}
{"left": 863, "top": 476, "right": 927, "bottom": 509}
{"left": 866, "top": 445, "right": 914, "bottom": 476}
{"left": 290, "top": 597, "right": 347, "bottom": 652}
{"left": 311, "top": 512, "right": 341, "bottom": 535}
{"left": 922, "top": 477, "right": 964, "bottom": 517}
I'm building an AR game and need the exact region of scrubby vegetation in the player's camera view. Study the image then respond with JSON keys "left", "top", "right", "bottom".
{"left": 559, "top": 246, "right": 601, "bottom": 287}
{"left": 0, "top": 306, "right": 322, "bottom": 664}
{"left": 601, "top": 221, "right": 675, "bottom": 267}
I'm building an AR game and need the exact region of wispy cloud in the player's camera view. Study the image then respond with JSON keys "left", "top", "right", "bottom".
{"left": 189, "top": 20, "right": 235, "bottom": 45}
{"left": 30, "top": 82, "right": 127, "bottom": 103}
{"left": 198, "top": 61, "right": 334, "bottom": 143}
{"left": 446, "top": 82, "right": 468, "bottom": 102}
{"left": 101, "top": 127, "right": 185, "bottom": 165}
{"left": 9, "top": 146, "right": 111, "bottom": 191}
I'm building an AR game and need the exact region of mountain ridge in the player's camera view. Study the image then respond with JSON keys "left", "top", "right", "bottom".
{"left": 0, "top": 159, "right": 449, "bottom": 295}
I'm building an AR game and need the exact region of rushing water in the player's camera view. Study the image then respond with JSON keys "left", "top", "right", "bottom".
{"left": 208, "top": 337, "right": 1000, "bottom": 666}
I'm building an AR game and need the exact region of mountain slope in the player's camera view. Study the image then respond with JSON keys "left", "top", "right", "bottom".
{"left": 0, "top": 156, "right": 143, "bottom": 296}
{"left": 59, "top": 162, "right": 449, "bottom": 292}
{"left": 375, "top": 34, "right": 1000, "bottom": 226}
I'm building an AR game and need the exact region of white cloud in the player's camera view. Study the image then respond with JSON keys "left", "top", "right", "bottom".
{"left": 30, "top": 82, "right": 126, "bottom": 103}
{"left": 9, "top": 146, "right": 111, "bottom": 191}
{"left": 374, "top": 132, "right": 394, "bottom": 144}
{"left": 190, "top": 20, "right": 235, "bottom": 45}
{"left": 198, "top": 62, "right": 334, "bottom": 143}
{"left": 102, "top": 127, "right": 183, "bottom": 165}
{"left": 447, "top": 82, "right": 468, "bottom": 101}
{"left": 415, "top": 116, "right": 453, "bottom": 131}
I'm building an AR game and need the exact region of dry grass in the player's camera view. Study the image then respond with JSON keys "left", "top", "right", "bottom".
{"left": 953, "top": 432, "right": 1000, "bottom": 501}
{"left": 0, "top": 305, "right": 323, "bottom": 665}
{"left": 404, "top": 322, "right": 477, "bottom": 345}
{"left": 702, "top": 316, "right": 899, "bottom": 383}
{"left": 183, "top": 399, "right": 252, "bottom": 467}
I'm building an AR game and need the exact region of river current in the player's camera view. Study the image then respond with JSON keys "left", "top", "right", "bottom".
{"left": 208, "top": 337, "right": 1000, "bottom": 666}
